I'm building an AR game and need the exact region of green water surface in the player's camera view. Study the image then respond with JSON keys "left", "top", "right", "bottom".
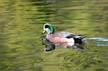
{"left": 0, "top": 0, "right": 108, "bottom": 71}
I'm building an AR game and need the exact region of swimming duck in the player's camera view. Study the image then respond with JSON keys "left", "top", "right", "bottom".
{"left": 42, "top": 23, "right": 84, "bottom": 51}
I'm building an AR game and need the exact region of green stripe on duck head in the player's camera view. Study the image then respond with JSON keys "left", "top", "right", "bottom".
{"left": 43, "top": 23, "right": 55, "bottom": 34}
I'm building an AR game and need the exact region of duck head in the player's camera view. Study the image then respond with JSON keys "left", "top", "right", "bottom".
{"left": 43, "top": 23, "right": 55, "bottom": 34}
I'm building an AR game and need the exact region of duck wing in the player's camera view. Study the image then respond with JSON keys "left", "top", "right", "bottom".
{"left": 46, "top": 32, "right": 84, "bottom": 43}
{"left": 46, "top": 32, "right": 72, "bottom": 42}
{"left": 54, "top": 32, "right": 83, "bottom": 38}
{"left": 55, "top": 32, "right": 72, "bottom": 38}
{"left": 46, "top": 32, "right": 71, "bottom": 38}
{"left": 66, "top": 34, "right": 84, "bottom": 39}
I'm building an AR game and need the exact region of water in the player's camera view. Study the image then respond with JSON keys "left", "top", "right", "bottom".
{"left": 84, "top": 37, "right": 108, "bottom": 42}
{"left": 0, "top": 0, "right": 108, "bottom": 71}
{"left": 83, "top": 37, "right": 108, "bottom": 47}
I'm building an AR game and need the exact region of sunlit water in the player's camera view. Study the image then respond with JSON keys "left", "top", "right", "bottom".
{"left": 83, "top": 37, "right": 108, "bottom": 47}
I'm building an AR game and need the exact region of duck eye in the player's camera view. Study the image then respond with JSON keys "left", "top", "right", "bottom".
{"left": 45, "top": 25, "right": 49, "bottom": 28}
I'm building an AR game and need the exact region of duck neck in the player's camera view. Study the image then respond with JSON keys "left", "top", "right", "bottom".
{"left": 49, "top": 30, "right": 54, "bottom": 34}
{"left": 48, "top": 25, "right": 55, "bottom": 34}
{"left": 47, "top": 30, "right": 54, "bottom": 35}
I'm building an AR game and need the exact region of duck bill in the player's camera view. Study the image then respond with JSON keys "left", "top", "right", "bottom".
{"left": 42, "top": 30, "right": 46, "bottom": 34}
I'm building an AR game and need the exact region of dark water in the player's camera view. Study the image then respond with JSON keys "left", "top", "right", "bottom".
{"left": 0, "top": 0, "right": 108, "bottom": 71}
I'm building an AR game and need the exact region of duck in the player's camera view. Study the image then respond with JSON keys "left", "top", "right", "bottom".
{"left": 42, "top": 23, "right": 84, "bottom": 51}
